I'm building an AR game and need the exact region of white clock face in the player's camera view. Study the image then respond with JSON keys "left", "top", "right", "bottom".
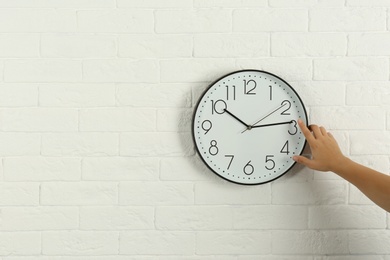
{"left": 192, "top": 70, "right": 308, "bottom": 185}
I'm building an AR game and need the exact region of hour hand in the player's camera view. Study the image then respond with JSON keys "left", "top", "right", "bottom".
{"left": 223, "top": 109, "right": 250, "bottom": 128}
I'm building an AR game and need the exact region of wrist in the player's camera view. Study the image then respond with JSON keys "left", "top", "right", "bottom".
{"left": 330, "top": 155, "right": 352, "bottom": 174}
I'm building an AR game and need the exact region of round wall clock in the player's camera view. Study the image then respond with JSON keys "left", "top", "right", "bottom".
{"left": 192, "top": 69, "right": 308, "bottom": 185}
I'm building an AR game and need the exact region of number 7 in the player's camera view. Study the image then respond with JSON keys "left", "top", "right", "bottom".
{"left": 225, "top": 155, "right": 234, "bottom": 169}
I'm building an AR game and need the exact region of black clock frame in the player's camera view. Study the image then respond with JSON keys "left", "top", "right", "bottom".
{"left": 191, "top": 69, "right": 308, "bottom": 185}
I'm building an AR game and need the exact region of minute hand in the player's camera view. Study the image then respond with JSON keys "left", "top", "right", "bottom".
{"left": 251, "top": 121, "right": 293, "bottom": 129}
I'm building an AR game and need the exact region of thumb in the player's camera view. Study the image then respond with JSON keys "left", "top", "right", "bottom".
{"left": 293, "top": 155, "right": 314, "bottom": 169}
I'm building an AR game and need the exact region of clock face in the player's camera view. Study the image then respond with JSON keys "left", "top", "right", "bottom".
{"left": 192, "top": 70, "right": 308, "bottom": 185}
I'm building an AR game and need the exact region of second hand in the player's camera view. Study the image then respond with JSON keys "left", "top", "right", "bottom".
{"left": 241, "top": 103, "right": 287, "bottom": 133}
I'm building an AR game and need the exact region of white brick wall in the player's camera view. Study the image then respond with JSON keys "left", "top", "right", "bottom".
{"left": 0, "top": 0, "right": 388, "bottom": 259}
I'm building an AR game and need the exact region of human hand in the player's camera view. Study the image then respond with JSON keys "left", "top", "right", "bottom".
{"left": 293, "top": 119, "right": 347, "bottom": 172}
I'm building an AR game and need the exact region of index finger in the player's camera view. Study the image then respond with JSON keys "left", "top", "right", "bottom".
{"left": 298, "top": 119, "right": 315, "bottom": 144}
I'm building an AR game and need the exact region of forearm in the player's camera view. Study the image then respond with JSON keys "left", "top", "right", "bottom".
{"left": 334, "top": 158, "right": 390, "bottom": 212}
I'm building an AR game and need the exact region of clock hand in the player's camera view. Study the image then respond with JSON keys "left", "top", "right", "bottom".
{"left": 223, "top": 109, "right": 250, "bottom": 128}
{"left": 251, "top": 120, "right": 293, "bottom": 129}
{"left": 241, "top": 102, "right": 288, "bottom": 133}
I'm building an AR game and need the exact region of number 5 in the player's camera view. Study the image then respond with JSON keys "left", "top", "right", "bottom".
{"left": 265, "top": 155, "right": 275, "bottom": 170}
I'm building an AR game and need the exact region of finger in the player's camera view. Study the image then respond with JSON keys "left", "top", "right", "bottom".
{"left": 298, "top": 119, "right": 315, "bottom": 143}
{"left": 328, "top": 131, "right": 336, "bottom": 141}
{"left": 309, "top": 124, "right": 322, "bottom": 139}
{"left": 293, "top": 155, "right": 315, "bottom": 169}
{"left": 320, "top": 126, "right": 327, "bottom": 136}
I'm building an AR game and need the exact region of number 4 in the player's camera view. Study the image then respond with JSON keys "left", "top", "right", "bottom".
{"left": 280, "top": 141, "right": 289, "bottom": 155}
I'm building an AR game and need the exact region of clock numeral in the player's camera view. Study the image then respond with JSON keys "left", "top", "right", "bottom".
{"left": 209, "top": 140, "right": 219, "bottom": 156}
{"left": 280, "top": 100, "right": 291, "bottom": 115}
{"left": 225, "top": 85, "right": 236, "bottom": 100}
{"left": 280, "top": 140, "right": 289, "bottom": 155}
{"left": 201, "top": 120, "right": 212, "bottom": 135}
{"left": 243, "top": 160, "right": 254, "bottom": 175}
{"left": 265, "top": 155, "right": 275, "bottom": 170}
{"left": 288, "top": 120, "right": 298, "bottom": 135}
{"left": 211, "top": 99, "right": 227, "bottom": 115}
{"left": 243, "top": 79, "right": 256, "bottom": 95}
{"left": 225, "top": 155, "right": 234, "bottom": 169}
{"left": 269, "top": 85, "right": 273, "bottom": 101}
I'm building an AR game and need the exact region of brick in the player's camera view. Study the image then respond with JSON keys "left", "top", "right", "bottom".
{"left": 118, "top": 0, "right": 192, "bottom": 8}
{"left": 41, "top": 182, "right": 117, "bottom": 205}
{"left": 120, "top": 132, "right": 193, "bottom": 157}
{"left": 42, "top": 133, "right": 119, "bottom": 156}
{"left": 233, "top": 9, "right": 308, "bottom": 32}
{"left": 0, "top": 183, "right": 39, "bottom": 206}
{"left": 4, "top": 60, "right": 82, "bottom": 82}
{"left": 80, "top": 206, "right": 154, "bottom": 230}
{"left": 346, "top": 82, "right": 390, "bottom": 105}
{"left": 160, "top": 156, "right": 213, "bottom": 181}
{"left": 79, "top": 108, "right": 156, "bottom": 132}
{"left": 349, "top": 230, "right": 390, "bottom": 254}
{"left": 233, "top": 205, "right": 307, "bottom": 229}
{"left": 157, "top": 108, "right": 192, "bottom": 132}
{"left": 0, "top": 9, "right": 76, "bottom": 32}
{"left": 194, "top": 33, "right": 270, "bottom": 58}
{"left": 119, "top": 181, "right": 194, "bottom": 205}
{"left": 155, "top": 9, "right": 231, "bottom": 33}
{"left": 388, "top": 113, "right": 390, "bottom": 130}
{"left": 350, "top": 131, "right": 390, "bottom": 155}
{"left": 0, "top": 207, "right": 78, "bottom": 230}
{"left": 0, "top": 0, "right": 115, "bottom": 8}
{"left": 0, "top": 232, "right": 41, "bottom": 255}
{"left": 310, "top": 106, "right": 385, "bottom": 130}
{"left": 42, "top": 231, "right": 119, "bottom": 255}
{"left": 272, "top": 33, "right": 346, "bottom": 56}
{"left": 236, "top": 58, "right": 312, "bottom": 81}
{"left": 83, "top": 59, "right": 159, "bottom": 83}
{"left": 0, "top": 83, "right": 38, "bottom": 107}
{"left": 82, "top": 157, "right": 159, "bottom": 181}
{"left": 292, "top": 81, "right": 345, "bottom": 106}
{"left": 0, "top": 133, "right": 40, "bottom": 156}
{"left": 0, "top": 61, "right": 3, "bottom": 82}
{"left": 310, "top": 8, "right": 386, "bottom": 31}
{"left": 0, "top": 34, "right": 39, "bottom": 57}
{"left": 349, "top": 33, "right": 390, "bottom": 56}
{"left": 347, "top": 0, "right": 390, "bottom": 6}
{"left": 41, "top": 34, "right": 117, "bottom": 58}
{"left": 194, "top": 0, "right": 267, "bottom": 7}
{"left": 156, "top": 206, "right": 233, "bottom": 230}
{"left": 196, "top": 231, "right": 271, "bottom": 255}
{"left": 78, "top": 10, "right": 153, "bottom": 33}
{"left": 270, "top": 0, "right": 343, "bottom": 7}
{"left": 313, "top": 58, "right": 389, "bottom": 80}
{"left": 272, "top": 181, "right": 347, "bottom": 205}
{"left": 39, "top": 83, "right": 115, "bottom": 107}
{"left": 309, "top": 205, "right": 386, "bottom": 229}
{"left": 0, "top": 108, "right": 78, "bottom": 132}
{"left": 160, "top": 59, "right": 235, "bottom": 83}
{"left": 272, "top": 230, "right": 349, "bottom": 254}
{"left": 118, "top": 34, "right": 192, "bottom": 58}
{"left": 4, "top": 157, "right": 81, "bottom": 181}
{"left": 195, "top": 181, "right": 271, "bottom": 205}
{"left": 120, "top": 231, "right": 195, "bottom": 255}
{"left": 116, "top": 83, "right": 192, "bottom": 108}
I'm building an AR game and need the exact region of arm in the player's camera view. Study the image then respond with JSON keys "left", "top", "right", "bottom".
{"left": 293, "top": 119, "right": 390, "bottom": 212}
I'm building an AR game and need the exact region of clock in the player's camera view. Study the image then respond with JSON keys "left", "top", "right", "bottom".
{"left": 192, "top": 70, "right": 308, "bottom": 185}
